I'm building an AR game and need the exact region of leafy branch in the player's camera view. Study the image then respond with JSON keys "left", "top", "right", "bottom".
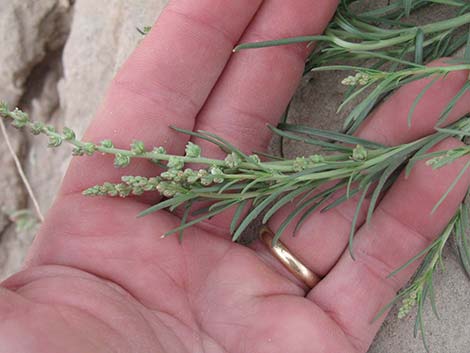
{"left": 314, "top": 63, "right": 470, "bottom": 131}
{"left": 2, "top": 103, "right": 470, "bottom": 249}
{"left": 375, "top": 203, "right": 470, "bottom": 351}
{"left": 235, "top": 0, "right": 470, "bottom": 139}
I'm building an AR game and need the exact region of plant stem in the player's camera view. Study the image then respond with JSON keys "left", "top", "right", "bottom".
{"left": 0, "top": 119, "right": 44, "bottom": 223}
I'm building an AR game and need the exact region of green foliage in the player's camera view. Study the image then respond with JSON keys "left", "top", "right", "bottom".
{"left": 3, "top": 104, "right": 470, "bottom": 251}
{"left": 137, "top": 26, "right": 152, "bottom": 35}
{"left": 236, "top": 0, "right": 470, "bottom": 133}
{"left": 375, "top": 207, "right": 469, "bottom": 351}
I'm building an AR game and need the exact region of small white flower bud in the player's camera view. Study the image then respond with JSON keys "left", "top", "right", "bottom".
{"left": 131, "top": 140, "right": 146, "bottom": 154}
{"left": 225, "top": 152, "right": 241, "bottom": 168}
{"left": 352, "top": 145, "right": 368, "bottom": 161}
{"left": 114, "top": 153, "right": 131, "bottom": 168}
{"left": 185, "top": 142, "right": 201, "bottom": 158}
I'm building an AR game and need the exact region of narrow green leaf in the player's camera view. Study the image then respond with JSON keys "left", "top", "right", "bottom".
{"left": 414, "top": 298, "right": 421, "bottom": 338}
{"left": 195, "top": 199, "right": 235, "bottom": 215}
{"left": 435, "top": 127, "right": 470, "bottom": 137}
{"left": 358, "top": 164, "right": 392, "bottom": 190}
{"left": 348, "top": 50, "right": 424, "bottom": 68}
{"left": 347, "top": 172, "right": 358, "bottom": 199}
{"left": 456, "top": 204, "right": 470, "bottom": 278}
{"left": 390, "top": 43, "right": 414, "bottom": 72}
{"left": 337, "top": 81, "right": 375, "bottom": 114}
{"left": 241, "top": 178, "right": 266, "bottom": 194}
{"left": 191, "top": 183, "right": 246, "bottom": 194}
{"left": 179, "top": 201, "right": 193, "bottom": 243}
{"left": 349, "top": 183, "right": 371, "bottom": 260}
{"left": 273, "top": 191, "right": 327, "bottom": 244}
{"left": 279, "top": 102, "right": 291, "bottom": 158}
{"left": 440, "top": 31, "right": 465, "bottom": 58}
{"left": 414, "top": 28, "right": 425, "bottom": 64}
{"left": 407, "top": 76, "right": 441, "bottom": 127}
{"left": 139, "top": 194, "right": 194, "bottom": 217}
{"left": 288, "top": 163, "right": 353, "bottom": 180}
{"left": 262, "top": 184, "right": 312, "bottom": 224}
{"left": 198, "top": 130, "right": 250, "bottom": 160}
{"left": 322, "top": 186, "right": 360, "bottom": 213}
{"left": 311, "top": 65, "right": 382, "bottom": 74}
{"left": 233, "top": 35, "right": 330, "bottom": 52}
{"left": 432, "top": 31, "right": 453, "bottom": 59}
{"left": 428, "top": 273, "right": 440, "bottom": 320}
{"left": 366, "top": 158, "right": 404, "bottom": 224}
{"left": 232, "top": 189, "right": 286, "bottom": 241}
{"left": 409, "top": 149, "right": 450, "bottom": 164}
{"left": 230, "top": 200, "right": 248, "bottom": 235}
{"left": 207, "top": 200, "right": 239, "bottom": 214}
{"left": 372, "top": 290, "right": 409, "bottom": 323}
{"left": 294, "top": 190, "right": 338, "bottom": 235}
{"left": 432, "top": 160, "right": 470, "bottom": 214}
{"left": 436, "top": 80, "right": 470, "bottom": 127}
{"left": 299, "top": 181, "right": 347, "bottom": 210}
{"left": 346, "top": 98, "right": 380, "bottom": 134}
{"left": 163, "top": 201, "right": 237, "bottom": 237}
{"left": 344, "top": 75, "right": 396, "bottom": 131}
{"left": 218, "top": 179, "right": 243, "bottom": 194}
{"left": 269, "top": 125, "right": 352, "bottom": 152}
{"left": 464, "top": 26, "right": 470, "bottom": 62}
{"left": 388, "top": 241, "right": 437, "bottom": 278}
{"left": 171, "top": 126, "right": 229, "bottom": 153}
{"left": 403, "top": 0, "right": 413, "bottom": 16}
{"left": 432, "top": 0, "right": 467, "bottom": 7}
{"left": 254, "top": 150, "right": 285, "bottom": 161}
{"left": 416, "top": 292, "right": 430, "bottom": 352}
{"left": 296, "top": 185, "right": 320, "bottom": 207}
{"left": 406, "top": 134, "right": 448, "bottom": 177}
{"left": 394, "top": 72, "right": 438, "bottom": 88}
{"left": 278, "top": 123, "right": 385, "bottom": 149}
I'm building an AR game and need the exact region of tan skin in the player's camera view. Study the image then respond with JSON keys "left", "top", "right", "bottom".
{"left": 2, "top": 1, "right": 470, "bottom": 352}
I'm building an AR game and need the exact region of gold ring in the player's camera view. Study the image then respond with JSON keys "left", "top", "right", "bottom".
{"left": 260, "top": 226, "right": 321, "bottom": 289}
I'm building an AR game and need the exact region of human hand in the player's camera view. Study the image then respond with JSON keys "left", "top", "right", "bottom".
{"left": 2, "top": 1, "right": 470, "bottom": 352}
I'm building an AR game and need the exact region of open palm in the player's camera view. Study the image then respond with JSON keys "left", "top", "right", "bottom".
{"left": 2, "top": 1, "right": 470, "bottom": 352}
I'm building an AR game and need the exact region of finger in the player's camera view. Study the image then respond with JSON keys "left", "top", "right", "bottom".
{"left": 267, "top": 64, "right": 470, "bottom": 277}
{"left": 192, "top": 0, "right": 338, "bottom": 158}
{"left": 308, "top": 138, "right": 470, "bottom": 352}
{"left": 185, "top": 0, "right": 337, "bottom": 233}
{"left": 60, "top": 0, "right": 263, "bottom": 195}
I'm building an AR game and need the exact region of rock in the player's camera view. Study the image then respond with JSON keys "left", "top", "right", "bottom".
{"left": 0, "top": 0, "right": 168, "bottom": 279}
{"left": 0, "top": 137, "right": 27, "bottom": 280}
{"left": 28, "top": 0, "right": 168, "bottom": 211}
{"left": 0, "top": 0, "right": 71, "bottom": 105}
{"left": 0, "top": 0, "right": 72, "bottom": 279}
{"left": 0, "top": 0, "right": 167, "bottom": 276}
